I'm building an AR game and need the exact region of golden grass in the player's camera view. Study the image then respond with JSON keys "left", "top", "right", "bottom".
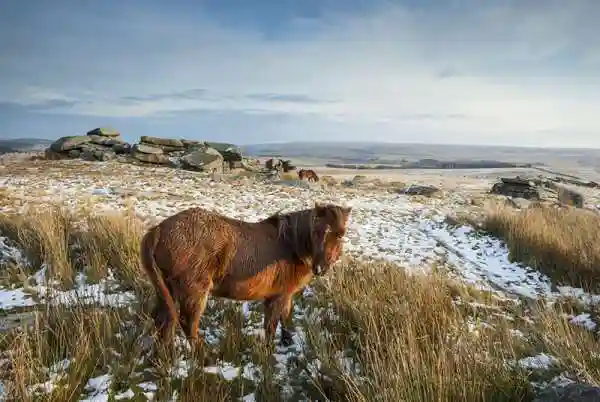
{"left": 2, "top": 207, "right": 600, "bottom": 400}
{"left": 302, "top": 262, "right": 533, "bottom": 401}
{"left": 0, "top": 206, "right": 74, "bottom": 287}
{"left": 484, "top": 203, "right": 600, "bottom": 291}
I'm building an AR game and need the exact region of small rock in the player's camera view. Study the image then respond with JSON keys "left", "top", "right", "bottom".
{"left": 397, "top": 184, "right": 439, "bottom": 196}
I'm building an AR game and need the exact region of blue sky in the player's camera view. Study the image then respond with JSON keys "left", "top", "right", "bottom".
{"left": 1, "top": 0, "right": 599, "bottom": 147}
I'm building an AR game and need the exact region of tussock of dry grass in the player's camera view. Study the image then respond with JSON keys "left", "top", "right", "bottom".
{"left": 304, "top": 262, "right": 533, "bottom": 401}
{"left": 0, "top": 206, "right": 74, "bottom": 287}
{"left": 484, "top": 203, "right": 600, "bottom": 291}
{"left": 78, "top": 211, "right": 147, "bottom": 292}
{"left": 0, "top": 207, "right": 148, "bottom": 295}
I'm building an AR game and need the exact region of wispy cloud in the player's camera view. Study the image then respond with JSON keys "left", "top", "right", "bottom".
{"left": 1, "top": 0, "right": 599, "bottom": 146}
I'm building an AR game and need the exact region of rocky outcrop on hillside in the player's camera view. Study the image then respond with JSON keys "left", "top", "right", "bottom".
{"left": 490, "top": 177, "right": 541, "bottom": 200}
{"left": 557, "top": 186, "right": 584, "bottom": 208}
{"left": 44, "top": 128, "right": 274, "bottom": 175}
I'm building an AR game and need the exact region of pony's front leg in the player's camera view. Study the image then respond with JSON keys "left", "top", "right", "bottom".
{"left": 279, "top": 295, "right": 295, "bottom": 347}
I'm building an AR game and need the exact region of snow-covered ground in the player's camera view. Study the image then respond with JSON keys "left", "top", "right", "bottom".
{"left": 0, "top": 160, "right": 595, "bottom": 305}
{"left": 1, "top": 159, "right": 599, "bottom": 400}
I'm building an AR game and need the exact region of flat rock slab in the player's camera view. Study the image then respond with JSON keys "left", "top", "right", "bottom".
{"left": 132, "top": 151, "right": 169, "bottom": 164}
{"left": 132, "top": 143, "right": 164, "bottom": 155}
{"left": 88, "top": 135, "right": 125, "bottom": 147}
{"left": 181, "top": 149, "right": 223, "bottom": 170}
{"left": 140, "top": 136, "right": 184, "bottom": 148}
{"left": 50, "top": 136, "right": 91, "bottom": 152}
{"left": 86, "top": 127, "right": 120, "bottom": 137}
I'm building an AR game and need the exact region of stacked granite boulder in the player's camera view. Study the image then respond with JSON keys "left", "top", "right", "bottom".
{"left": 46, "top": 127, "right": 131, "bottom": 161}
{"left": 45, "top": 127, "right": 247, "bottom": 174}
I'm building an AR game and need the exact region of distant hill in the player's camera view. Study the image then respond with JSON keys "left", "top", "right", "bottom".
{"left": 241, "top": 141, "right": 600, "bottom": 172}
{"left": 0, "top": 138, "right": 54, "bottom": 154}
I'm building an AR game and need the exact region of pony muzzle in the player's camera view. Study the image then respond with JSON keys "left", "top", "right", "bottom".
{"left": 312, "top": 260, "right": 331, "bottom": 276}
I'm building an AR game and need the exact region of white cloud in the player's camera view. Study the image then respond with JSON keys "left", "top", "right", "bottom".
{"left": 3, "top": 0, "right": 600, "bottom": 146}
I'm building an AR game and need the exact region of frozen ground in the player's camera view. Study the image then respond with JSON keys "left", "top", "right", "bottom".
{"left": 1, "top": 159, "right": 599, "bottom": 400}
{"left": 0, "top": 160, "right": 594, "bottom": 304}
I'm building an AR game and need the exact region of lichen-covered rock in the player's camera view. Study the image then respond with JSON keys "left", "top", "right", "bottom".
{"left": 50, "top": 136, "right": 91, "bottom": 152}
{"left": 81, "top": 149, "right": 96, "bottom": 161}
{"left": 397, "top": 184, "right": 440, "bottom": 196}
{"left": 132, "top": 143, "right": 164, "bottom": 155}
{"left": 557, "top": 186, "right": 584, "bottom": 208}
{"left": 81, "top": 146, "right": 116, "bottom": 162}
{"left": 140, "top": 136, "right": 185, "bottom": 149}
{"left": 182, "top": 139, "right": 202, "bottom": 148}
{"left": 86, "top": 127, "right": 120, "bottom": 137}
{"left": 112, "top": 143, "right": 132, "bottom": 154}
{"left": 490, "top": 178, "right": 540, "bottom": 200}
{"left": 181, "top": 147, "right": 224, "bottom": 172}
{"left": 88, "top": 135, "right": 125, "bottom": 147}
{"left": 132, "top": 151, "right": 169, "bottom": 164}
{"left": 44, "top": 148, "right": 70, "bottom": 160}
{"left": 68, "top": 149, "right": 81, "bottom": 158}
{"left": 205, "top": 141, "right": 242, "bottom": 162}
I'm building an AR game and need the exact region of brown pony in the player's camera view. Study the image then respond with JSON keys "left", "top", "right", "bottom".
{"left": 140, "top": 202, "right": 352, "bottom": 347}
{"left": 298, "top": 169, "right": 320, "bottom": 182}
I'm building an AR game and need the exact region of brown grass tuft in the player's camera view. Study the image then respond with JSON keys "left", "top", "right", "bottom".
{"left": 78, "top": 211, "right": 148, "bottom": 293}
{"left": 483, "top": 203, "right": 600, "bottom": 291}
{"left": 0, "top": 206, "right": 75, "bottom": 287}
{"left": 302, "top": 261, "right": 533, "bottom": 402}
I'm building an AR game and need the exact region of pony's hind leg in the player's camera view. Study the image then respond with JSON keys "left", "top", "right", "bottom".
{"left": 179, "top": 288, "right": 211, "bottom": 348}
{"left": 150, "top": 296, "right": 176, "bottom": 346}
{"left": 263, "top": 294, "right": 294, "bottom": 346}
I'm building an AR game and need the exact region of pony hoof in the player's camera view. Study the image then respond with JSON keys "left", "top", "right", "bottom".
{"left": 280, "top": 330, "right": 294, "bottom": 347}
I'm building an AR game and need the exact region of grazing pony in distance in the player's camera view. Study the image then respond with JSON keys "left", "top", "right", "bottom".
{"left": 298, "top": 169, "right": 320, "bottom": 183}
{"left": 140, "top": 202, "right": 352, "bottom": 348}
